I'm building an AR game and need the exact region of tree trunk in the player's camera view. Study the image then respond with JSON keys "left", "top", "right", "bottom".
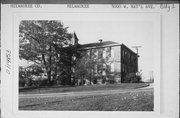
{"left": 90, "top": 69, "right": 92, "bottom": 85}
{"left": 47, "top": 46, "right": 52, "bottom": 86}
{"left": 47, "top": 70, "right": 51, "bottom": 86}
{"left": 68, "top": 54, "right": 72, "bottom": 85}
{"left": 53, "top": 53, "right": 59, "bottom": 84}
{"left": 41, "top": 53, "right": 50, "bottom": 86}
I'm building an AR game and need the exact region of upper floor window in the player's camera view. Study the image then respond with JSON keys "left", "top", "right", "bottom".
{"left": 111, "top": 48, "right": 114, "bottom": 58}
{"left": 103, "top": 48, "right": 106, "bottom": 58}
{"left": 98, "top": 49, "right": 103, "bottom": 58}
{"left": 122, "top": 50, "right": 124, "bottom": 58}
{"left": 92, "top": 49, "right": 98, "bottom": 59}
{"left": 86, "top": 50, "right": 90, "bottom": 56}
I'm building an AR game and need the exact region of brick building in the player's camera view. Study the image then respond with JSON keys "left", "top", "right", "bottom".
{"left": 71, "top": 33, "right": 139, "bottom": 84}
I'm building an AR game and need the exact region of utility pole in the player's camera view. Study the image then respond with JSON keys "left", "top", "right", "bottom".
{"left": 150, "top": 71, "right": 152, "bottom": 82}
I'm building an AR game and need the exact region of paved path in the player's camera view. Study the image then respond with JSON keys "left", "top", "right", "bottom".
{"left": 19, "top": 84, "right": 153, "bottom": 99}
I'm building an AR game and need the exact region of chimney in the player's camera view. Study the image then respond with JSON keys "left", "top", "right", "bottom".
{"left": 71, "top": 32, "right": 79, "bottom": 45}
{"left": 99, "top": 39, "right": 103, "bottom": 43}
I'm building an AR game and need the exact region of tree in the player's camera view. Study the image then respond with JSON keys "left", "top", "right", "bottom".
{"left": 19, "top": 20, "right": 72, "bottom": 86}
{"left": 74, "top": 48, "right": 108, "bottom": 85}
{"left": 74, "top": 50, "right": 95, "bottom": 85}
{"left": 54, "top": 45, "right": 81, "bottom": 85}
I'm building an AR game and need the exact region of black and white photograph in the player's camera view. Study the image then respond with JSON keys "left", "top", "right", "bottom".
{"left": 18, "top": 13, "right": 160, "bottom": 111}
{"left": 1, "top": 2, "right": 179, "bottom": 118}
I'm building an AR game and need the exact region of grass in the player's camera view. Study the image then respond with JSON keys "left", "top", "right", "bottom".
{"left": 19, "top": 83, "right": 149, "bottom": 94}
{"left": 19, "top": 90, "right": 154, "bottom": 111}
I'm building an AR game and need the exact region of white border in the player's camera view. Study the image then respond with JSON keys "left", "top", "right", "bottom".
{"left": 15, "top": 12, "right": 160, "bottom": 117}
{"left": 2, "top": 4, "right": 179, "bottom": 118}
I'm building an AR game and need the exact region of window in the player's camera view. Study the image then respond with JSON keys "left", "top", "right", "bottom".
{"left": 111, "top": 63, "right": 114, "bottom": 72}
{"left": 103, "top": 48, "right": 106, "bottom": 58}
{"left": 102, "top": 70, "right": 106, "bottom": 75}
{"left": 94, "top": 65, "right": 98, "bottom": 75}
{"left": 103, "top": 63, "right": 106, "bottom": 68}
{"left": 124, "top": 65, "right": 126, "bottom": 73}
{"left": 111, "top": 48, "right": 114, "bottom": 58}
{"left": 122, "top": 64, "right": 124, "bottom": 72}
{"left": 106, "top": 63, "right": 111, "bottom": 72}
{"left": 92, "top": 49, "right": 98, "bottom": 59}
{"left": 87, "top": 50, "right": 90, "bottom": 56}
{"left": 98, "top": 49, "right": 103, "bottom": 58}
{"left": 122, "top": 50, "right": 124, "bottom": 58}
{"left": 95, "top": 49, "right": 98, "bottom": 56}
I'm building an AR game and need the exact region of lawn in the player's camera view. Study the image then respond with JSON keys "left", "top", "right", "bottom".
{"left": 19, "top": 90, "right": 153, "bottom": 111}
{"left": 19, "top": 83, "right": 149, "bottom": 94}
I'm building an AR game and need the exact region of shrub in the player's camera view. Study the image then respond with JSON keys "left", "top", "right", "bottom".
{"left": 19, "top": 78, "right": 25, "bottom": 87}
{"left": 123, "top": 73, "right": 141, "bottom": 83}
{"left": 39, "top": 79, "right": 48, "bottom": 86}
{"left": 92, "top": 76, "right": 98, "bottom": 84}
{"left": 109, "top": 79, "right": 115, "bottom": 84}
{"left": 102, "top": 76, "right": 106, "bottom": 84}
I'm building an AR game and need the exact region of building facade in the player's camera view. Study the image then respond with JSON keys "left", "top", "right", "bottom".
{"left": 72, "top": 33, "right": 139, "bottom": 84}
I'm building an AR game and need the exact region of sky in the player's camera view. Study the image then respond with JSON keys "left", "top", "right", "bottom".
{"left": 62, "top": 20, "right": 154, "bottom": 81}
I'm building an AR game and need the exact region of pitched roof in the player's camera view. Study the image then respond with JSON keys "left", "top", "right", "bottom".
{"left": 73, "top": 32, "right": 79, "bottom": 41}
{"left": 78, "top": 41, "right": 119, "bottom": 50}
